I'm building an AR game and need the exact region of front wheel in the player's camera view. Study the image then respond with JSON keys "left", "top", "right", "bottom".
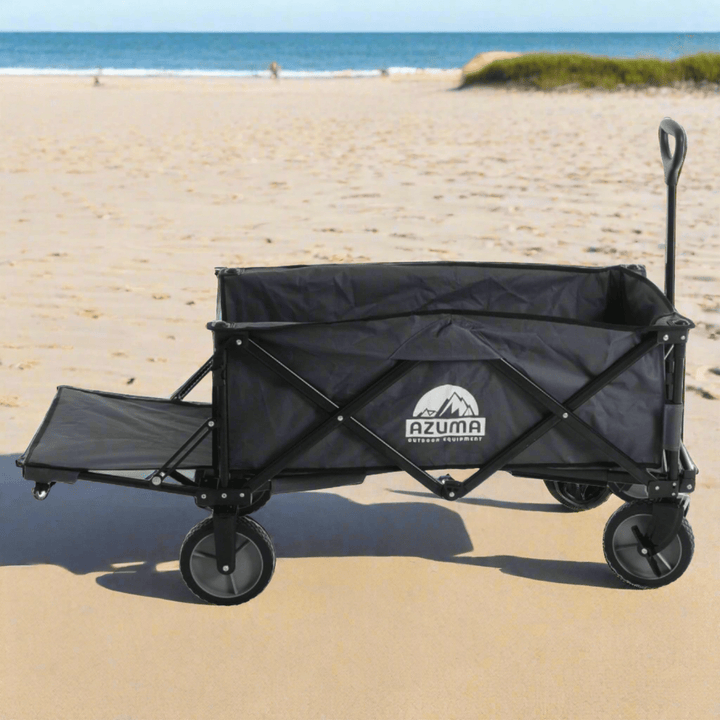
{"left": 603, "top": 501, "right": 694, "bottom": 589}
{"left": 544, "top": 480, "right": 613, "bottom": 511}
{"left": 180, "top": 515, "right": 276, "bottom": 605}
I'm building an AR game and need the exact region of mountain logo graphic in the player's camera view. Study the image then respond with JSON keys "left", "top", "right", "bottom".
{"left": 406, "top": 385, "right": 485, "bottom": 443}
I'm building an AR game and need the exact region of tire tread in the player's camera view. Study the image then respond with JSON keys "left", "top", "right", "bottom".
{"left": 602, "top": 500, "right": 694, "bottom": 589}
{"left": 544, "top": 479, "right": 613, "bottom": 512}
{"left": 180, "top": 515, "right": 276, "bottom": 605}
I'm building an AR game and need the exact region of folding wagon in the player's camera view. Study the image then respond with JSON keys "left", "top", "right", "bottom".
{"left": 17, "top": 118, "right": 698, "bottom": 604}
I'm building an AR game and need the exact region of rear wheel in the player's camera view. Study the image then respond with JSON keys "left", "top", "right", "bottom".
{"left": 610, "top": 482, "right": 649, "bottom": 502}
{"left": 544, "top": 479, "right": 613, "bottom": 511}
{"left": 180, "top": 515, "right": 276, "bottom": 605}
{"left": 603, "top": 501, "right": 694, "bottom": 589}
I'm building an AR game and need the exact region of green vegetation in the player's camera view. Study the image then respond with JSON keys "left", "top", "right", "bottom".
{"left": 460, "top": 52, "right": 720, "bottom": 91}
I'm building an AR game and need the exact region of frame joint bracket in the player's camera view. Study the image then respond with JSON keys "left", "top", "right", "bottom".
{"left": 438, "top": 475, "right": 465, "bottom": 501}
{"left": 654, "top": 315, "right": 692, "bottom": 344}
{"left": 647, "top": 479, "right": 681, "bottom": 500}
{"left": 195, "top": 487, "right": 255, "bottom": 509}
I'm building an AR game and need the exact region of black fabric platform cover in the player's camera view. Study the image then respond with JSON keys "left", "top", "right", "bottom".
{"left": 19, "top": 387, "right": 212, "bottom": 474}
{"left": 215, "top": 262, "right": 675, "bottom": 472}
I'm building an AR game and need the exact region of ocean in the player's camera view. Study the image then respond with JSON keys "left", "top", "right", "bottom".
{"left": 0, "top": 32, "right": 718, "bottom": 77}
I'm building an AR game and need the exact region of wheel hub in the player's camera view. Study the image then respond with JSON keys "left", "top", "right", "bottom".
{"left": 612, "top": 514, "right": 682, "bottom": 580}
{"left": 190, "top": 533, "right": 264, "bottom": 598}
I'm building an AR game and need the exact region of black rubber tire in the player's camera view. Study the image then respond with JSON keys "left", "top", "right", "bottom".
{"left": 543, "top": 479, "right": 613, "bottom": 511}
{"left": 603, "top": 501, "right": 694, "bottom": 589}
{"left": 180, "top": 515, "right": 276, "bottom": 606}
{"left": 609, "top": 482, "right": 649, "bottom": 502}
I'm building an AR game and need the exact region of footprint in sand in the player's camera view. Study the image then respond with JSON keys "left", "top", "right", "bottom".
{"left": 686, "top": 385, "right": 716, "bottom": 400}
{"left": 9, "top": 361, "right": 38, "bottom": 370}
{"left": 0, "top": 394, "right": 23, "bottom": 407}
{"left": 78, "top": 309, "right": 102, "bottom": 319}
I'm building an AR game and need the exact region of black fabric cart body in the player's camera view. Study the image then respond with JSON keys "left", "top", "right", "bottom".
{"left": 16, "top": 118, "right": 699, "bottom": 604}
{"left": 18, "top": 262, "right": 694, "bottom": 489}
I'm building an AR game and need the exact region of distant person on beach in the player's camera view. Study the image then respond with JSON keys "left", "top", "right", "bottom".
{"left": 93, "top": 67, "right": 102, "bottom": 86}
{"left": 269, "top": 61, "right": 280, "bottom": 79}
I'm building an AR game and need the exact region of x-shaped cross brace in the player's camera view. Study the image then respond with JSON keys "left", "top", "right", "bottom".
{"left": 231, "top": 333, "right": 661, "bottom": 501}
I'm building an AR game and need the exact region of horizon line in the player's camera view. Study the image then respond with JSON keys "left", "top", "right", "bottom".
{"left": 0, "top": 30, "right": 718, "bottom": 34}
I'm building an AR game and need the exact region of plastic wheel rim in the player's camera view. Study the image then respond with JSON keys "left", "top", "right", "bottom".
{"left": 559, "top": 483, "right": 607, "bottom": 504}
{"left": 189, "top": 532, "right": 264, "bottom": 599}
{"left": 612, "top": 513, "right": 682, "bottom": 581}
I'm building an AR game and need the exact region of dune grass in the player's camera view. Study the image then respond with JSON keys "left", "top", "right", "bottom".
{"left": 460, "top": 52, "right": 720, "bottom": 90}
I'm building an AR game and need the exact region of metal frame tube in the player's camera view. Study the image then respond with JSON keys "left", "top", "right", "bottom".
{"left": 76, "top": 470, "right": 197, "bottom": 495}
{"left": 665, "top": 184, "right": 677, "bottom": 306}
{"left": 170, "top": 357, "right": 213, "bottom": 401}
{"left": 666, "top": 342, "right": 686, "bottom": 483}
{"left": 146, "top": 420, "right": 213, "bottom": 484}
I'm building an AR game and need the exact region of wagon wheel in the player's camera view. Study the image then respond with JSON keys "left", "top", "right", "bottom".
{"left": 603, "top": 501, "right": 694, "bottom": 589}
{"left": 543, "top": 479, "right": 613, "bottom": 511}
{"left": 609, "top": 482, "right": 649, "bottom": 502}
{"left": 180, "top": 516, "right": 276, "bottom": 605}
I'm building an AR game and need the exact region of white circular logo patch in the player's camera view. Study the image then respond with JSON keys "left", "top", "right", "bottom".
{"left": 406, "top": 385, "right": 485, "bottom": 443}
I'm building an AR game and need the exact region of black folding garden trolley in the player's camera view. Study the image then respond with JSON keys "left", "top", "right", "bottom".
{"left": 17, "top": 118, "right": 699, "bottom": 605}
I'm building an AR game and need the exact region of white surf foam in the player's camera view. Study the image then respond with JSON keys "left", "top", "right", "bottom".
{"left": 0, "top": 66, "right": 459, "bottom": 78}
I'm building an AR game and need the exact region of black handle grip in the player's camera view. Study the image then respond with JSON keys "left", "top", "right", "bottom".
{"left": 658, "top": 117, "right": 687, "bottom": 187}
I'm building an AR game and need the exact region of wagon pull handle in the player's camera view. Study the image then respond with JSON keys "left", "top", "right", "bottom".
{"left": 658, "top": 117, "right": 687, "bottom": 187}
{"left": 658, "top": 117, "right": 688, "bottom": 307}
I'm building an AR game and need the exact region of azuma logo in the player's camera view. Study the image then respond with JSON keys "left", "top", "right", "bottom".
{"left": 405, "top": 385, "right": 485, "bottom": 443}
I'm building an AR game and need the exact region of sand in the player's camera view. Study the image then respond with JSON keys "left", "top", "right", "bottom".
{"left": 0, "top": 74, "right": 719, "bottom": 720}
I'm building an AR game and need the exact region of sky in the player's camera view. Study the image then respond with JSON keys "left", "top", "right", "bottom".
{"left": 0, "top": 0, "right": 718, "bottom": 32}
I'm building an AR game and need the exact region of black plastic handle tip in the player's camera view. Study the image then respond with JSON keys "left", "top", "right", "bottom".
{"left": 658, "top": 117, "right": 687, "bottom": 187}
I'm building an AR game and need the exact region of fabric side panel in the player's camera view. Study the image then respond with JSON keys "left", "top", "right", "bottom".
{"left": 221, "top": 264, "right": 616, "bottom": 324}
{"left": 226, "top": 324, "right": 663, "bottom": 471}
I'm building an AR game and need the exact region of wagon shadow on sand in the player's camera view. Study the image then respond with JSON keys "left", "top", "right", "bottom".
{"left": 0, "top": 455, "right": 624, "bottom": 604}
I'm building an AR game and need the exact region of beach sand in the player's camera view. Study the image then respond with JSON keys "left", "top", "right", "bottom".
{"left": 1, "top": 74, "right": 719, "bottom": 720}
